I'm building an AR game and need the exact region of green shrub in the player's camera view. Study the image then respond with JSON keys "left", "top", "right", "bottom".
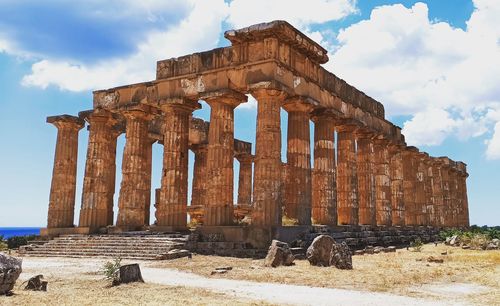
{"left": 101, "top": 257, "right": 122, "bottom": 285}
{"left": 0, "top": 241, "right": 8, "bottom": 251}
{"left": 6, "top": 235, "right": 39, "bottom": 249}
{"left": 410, "top": 238, "right": 424, "bottom": 252}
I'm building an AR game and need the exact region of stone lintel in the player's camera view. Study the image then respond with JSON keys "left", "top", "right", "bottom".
{"left": 355, "top": 127, "right": 376, "bottom": 139}
{"left": 199, "top": 89, "right": 248, "bottom": 107}
{"left": 46, "top": 114, "right": 85, "bottom": 129}
{"left": 282, "top": 95, "right": 319, "bottom": 113}
{"left": 224, "top": 20, "right": 329, "bottom": 64}
{"left": 335, "top": 118, "right": 362, "bottom": 132}
{"left": 158, "top": 97, "right": 201, "bottom": 112}
{"left": 118, "top": 102, "right": 159, "bottom": 116}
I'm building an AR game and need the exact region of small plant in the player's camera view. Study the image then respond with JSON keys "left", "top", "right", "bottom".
{"left": 0, "top": 241, "right": 8, "bottom": 251}
{"left": 410, "top": 238, "right": 424, "bottom": 252}
{"left": 282, "top": 215, "right": 299, "bottom": 226}
{"left": 101, "top": 257, "right": 122, "bottom": 286}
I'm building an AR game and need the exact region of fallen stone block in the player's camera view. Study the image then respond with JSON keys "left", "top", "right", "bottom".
{"left": 119, "top": 264, "right": 144, "bottom": 284}
{"left": 24, "top": 274, "right": 48, "bottom": 291}
{"left": 0, "top": 253, "right": 22, "bottom": 295}
{"left": 264, "top": 240, "right": 295, "bottom": 267}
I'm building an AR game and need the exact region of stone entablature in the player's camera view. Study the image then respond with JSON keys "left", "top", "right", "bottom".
{"left": 43, "top": 20, "right": 469, "bottom": 239}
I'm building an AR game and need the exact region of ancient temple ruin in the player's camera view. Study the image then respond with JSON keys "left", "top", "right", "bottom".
{"left": 42, "top": 21, "right": 470, "bottom": 246}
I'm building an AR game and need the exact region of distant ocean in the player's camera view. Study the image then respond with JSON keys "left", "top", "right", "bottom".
{"left": 0, "top": 227, "right": 41, "bottom": 239}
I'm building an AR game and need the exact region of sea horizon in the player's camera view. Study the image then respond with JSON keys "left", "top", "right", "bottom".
{"left": 0, "top": 227, "right": 41, "bottom": 239}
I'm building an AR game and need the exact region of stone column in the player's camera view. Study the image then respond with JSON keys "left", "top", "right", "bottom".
{"left": 424, "top": 155, "right": 435, "bottom": 226}
{"left": 431, "top": 158, "right": 445, "bottom": 227}
{"left": 144, "top": 137, "right": 156, "bottom": 226}
{"left": 336, "top": 124, "right": 358, "bottom": 225}
{"left": 415, "top": 153, "right": 428, "bottom": 226}
{"left": 116, "top": 106, "right": 153, "bottom": 228}
{"left": 156, "top": 99, "right": 200, "bottom": 228}
{"left": 251, "top": 88, "right": 287, "bottom": 227}
{"left": 456, "top": 162, "right": 469, "bottom": 227}
{"left": 283, "top": 98, "right": 313, "bottom": 225}
{"left": 449, "top": 163, "right": 459, "bottom": 227}
{"left": 46, "top": 115, "right": 85, "bottom": 228}
{"left": 79, "top": 109, "right": 117, "bottom": 229}
{"left": 236, "top": 155, "right": 253, "bottom": 205}
{"left": 191, "top": 144, "right": 208, "bottom": 207}
{"left": 356, "top": 131, "right": 376, "bottom": 226}
{"left": 439, "top": 157, "right": 452, "bottom": 227}
{"left": 389, "top": 145, "right": 405, "bottom": 226}
{"left": 204, "top": 92, "right": 246, "bottom": 226}
{"left": 106, "top": 126, "right": 122, "bottom": 226}
{"left": 311, "top": 111, "right": 337, "bottom": 225}
{"left": 373, "top": 138, "right": 392, "bottom": 226}
{"left": 402, "top": 147, "right": 418, "bottom": 225}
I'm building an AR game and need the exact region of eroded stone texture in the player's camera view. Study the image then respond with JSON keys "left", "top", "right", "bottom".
{"left": 402, "top": 148, "right": 418, "bottom": 226}
{"left": 156, "top": 99, "right": 200, "bottom": 228}
{"left": 251, "top": 89, "right": 287, "bottom": 227}
{"left": 336, "top": 124, "right": 358, "bottom": 225}
{"left": 356, "top": 131, "right": 376, "bottom": 226}
{"left": 190, "top": 144, "right": 208, "bottom": 223}
{"left": 373, "top": 138, "right": 392, "bottom": 226}
{"left": 236, "top": 155, "right": 253, "bottom": 205}
{"left": 423, "top": 154, "right": 435, "bottom": 226}
{"left": 311, "top": 112, "right": 337, "bottom": 225}
{"left": 389, "top": 145, "right": 405, "bottom": 226}
{"left": 117, "top": 106, "right": 154, "bottom": 228}
{"left": 431, "top": 158, "right": 445, "bottom": 227}
{"left": 204, "top": 92, "right": 246, "bottom": 226}
{"left": 46, "top": 115, "right": 84, "bottom": 228}
{"left": 79, "top": 109, "right": 118, "bottom": 228}
{"left": 456, "top": 162, "right": 470, "bottom": 227}
{"left": 449, "top": 163, "right": 460, "bottom": 227}
{"left": 283, "top": 98, "right": 313, "bottom": 225}
{"left": 438, "top": 157, "right": 453, "bottom": 227}
{"left": 415, "top": 153, "right": 428, "bottom": 226}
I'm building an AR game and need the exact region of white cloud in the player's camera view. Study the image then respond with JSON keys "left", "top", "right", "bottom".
{"left": 486, "top": 122, "right": 500, "bottom": 159}
{"left": 227, "top": 0, "right": 357, "bottom": 29}
{"left": 21, "top": 0, "right": 228, "bottom": 91}
{"left": 327, "top": 1, "right": 500, "bottom": 154}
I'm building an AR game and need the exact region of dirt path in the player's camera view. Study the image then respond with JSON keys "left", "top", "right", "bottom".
{"left": 20, "top": 257, "right": 462, "bottom": 306}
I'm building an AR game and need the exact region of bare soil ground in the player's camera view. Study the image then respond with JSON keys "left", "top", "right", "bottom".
{"left": 151, "top": 243, "right": 500, "bottom": 305}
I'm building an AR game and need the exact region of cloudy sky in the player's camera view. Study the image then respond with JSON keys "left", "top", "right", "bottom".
{"left": 0, "top": 0, "right": 498, "bottom": 226}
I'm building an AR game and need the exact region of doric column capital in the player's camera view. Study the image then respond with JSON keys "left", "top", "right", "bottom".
{"left": 47, "top": 115, "right": 85, "bottom": 130}
{"left": 249, "top": 87, "right": 288, "bottom": 101}
{"left": 336, "top": 122, "right": 359, "bottom": 133}
{"left": 79, "top": 108, "right": 117, "bottom": 126}
{"left": 310, "top": 108, "right": 342, "bottom": 123}
{"left": 190, "top": 143, "right": 208, "bottom": 154}
{"left": 200, "top": 89, "right": 247, "bottom": 108}
{"left": 282, "top": 96, "right": 318, "bottom": 113}
{"left": 120, "top": 103, "right": 157, "bottom": 121}
{"left": 355, "top": 127, "right": 376, "bottom": 139}
{"left": 158, "top": 97, "right": 201, "bottom": 114}
{"left": 235, "top": 153, "right": 254, "bottom": 163}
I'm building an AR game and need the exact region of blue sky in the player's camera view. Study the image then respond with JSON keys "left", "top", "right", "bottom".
{"left": 0, "top": 0, "right": 498, "bottom": 227}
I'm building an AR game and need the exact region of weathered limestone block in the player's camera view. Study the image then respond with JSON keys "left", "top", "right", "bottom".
{"left": 449, "top": 163, "right": 460, "bottom": 227}
{"left": 251, "top": 88, "right": 287, "bottom": 227}
{"left": 156, "top": 99, "right": 200, "bottom": 228}
{"left": 456, "top": 162, "right": 470, "bottom": 227}
{"left": 423, "top": 155, "right": 435, "bottom": 226}
{"left": 306, "top": 235, "right": 353, "bottom": 269}
{"left": 438, "top": 157, "right": 452, "bottom": 227}
{"left": 264, "top": 240, "right": 295, "bottom": 267}
{"left": 204, "top": 92, "right": 246, "bottom": 226}
{"left": 373, "top": 138, "right": 392, "bottom": 226}
{"left": 283, "top": 98, "right": 313, "bottom": 225}
{"left": 389, "top": 145, "right": 405, "bottom": 226}
{"left": 190, "top": 144, "right": 208, "bottom": 223}
{"left": 415, "top": 153, "right": 428, "bottom": 226}
{"left": 117, "top": 106, "right": 155, "bottom": 228}
{"left": 403, "top": 147, "right": 418, "bottom": 225}
{"left": 311, "top": 111, "right": 337, "bottom": 225}
{"left": 336, "top": 124, "right": 358, "bottom": 225}
{"left": 46, "top": 115, "right": 85, "bottom": 228}
{"left": 431, "top": 158, "right": 445, "bottom": 227}
{"left": 236, "top": 155, "right": 253, "bottom": 205}
{"left": 79, "top": 109, "right": 119, "bottom": 228}
{"left": 0, "top": 253, "right": 22, "bottom": 295}
{"left": 356, "top": 131, "right": 376, "bottom": 226}
{"left": 118, "top": 264, "right": 144, "bottom": 284}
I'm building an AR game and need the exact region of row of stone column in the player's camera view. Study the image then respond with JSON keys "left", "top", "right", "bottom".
{"left": 47, "top": 88, "right": 469, "bottom": 230}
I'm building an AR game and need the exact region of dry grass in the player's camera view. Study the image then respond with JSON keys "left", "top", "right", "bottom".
{"left": 151, "top": 244, "right": 500, "bottom": 302}
{"left": 0, "top": 278, "right": 271, "bottom": 306}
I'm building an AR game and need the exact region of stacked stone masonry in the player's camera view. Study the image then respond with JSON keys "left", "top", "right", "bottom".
{"left": 43, "top": 21, "right": 469, "bottom": 239}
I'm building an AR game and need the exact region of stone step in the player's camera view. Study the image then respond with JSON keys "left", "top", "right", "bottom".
{"left": 22, "top": 253, "right": 160, "bottom": 260}
{"left": 53, "top": 237, "right": 188, "bottom": 242}
{"left": 33, "top": 247, "right": 178, "bottom": 253}
{"left": 25, "top": 248, "right": 178, "bottom": 256}
{"left": 45, "top": 241, "right": 185, "bottom": 247}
